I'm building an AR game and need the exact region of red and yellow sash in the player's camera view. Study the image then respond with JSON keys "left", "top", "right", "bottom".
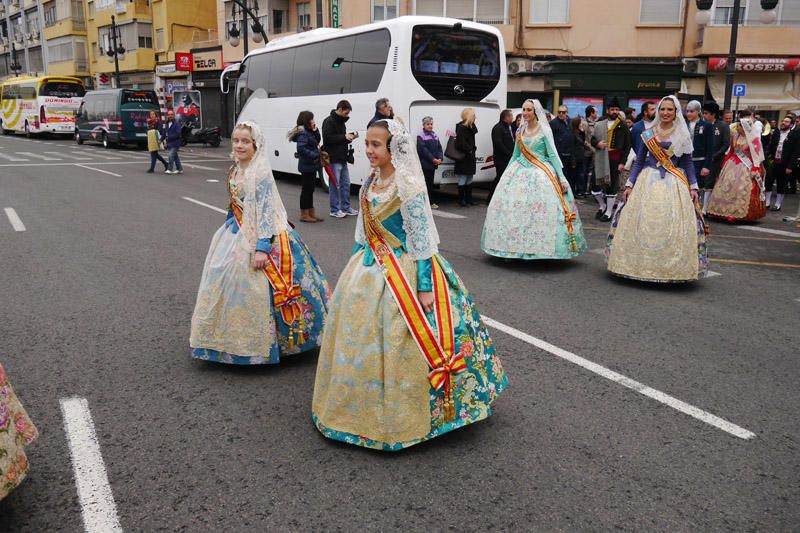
{"left": 517, "top": 135, "right": 579, "bottom": 252}
{"left": 229, "top": 190, "right": 306, "bottom": 348}
{"left": 641, "top": 130, "right": 709, "bottom": 235}
{"left": 361, "top": 192, "right": 465, "bottom": 421}
{"left": 607, "top": 116, "right": 622, "bottom": 151}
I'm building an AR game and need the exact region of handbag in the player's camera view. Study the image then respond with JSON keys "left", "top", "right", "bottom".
{"left": 444, "top": 136, "right": 466, "bottom": 161}
{"left": 346, "top": 145, "right": 355, "bottom": 165}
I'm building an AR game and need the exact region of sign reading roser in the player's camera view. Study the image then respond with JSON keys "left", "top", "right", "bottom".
{"left": 193, "top": 50, "right": 223, "bottom": 72}
{"left": 708, "top": 57, "right": 800, "bottom": 73}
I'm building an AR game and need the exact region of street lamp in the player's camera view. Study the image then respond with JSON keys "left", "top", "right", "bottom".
{"left": 227, "top": 0, "right": 268, "bottom": 56}
{"left": 695, "top": 0, "right": 781, "bottom": 112}
{"left": 106, "top": 14, "right": 126, "bottom": 88}
{"left": 9, "top": 42, "right": 22, "bottom": 76}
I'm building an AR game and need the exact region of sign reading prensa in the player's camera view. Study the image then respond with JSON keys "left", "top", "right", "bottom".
{"left": 708, "top": 57, "right": 800, "bottom": 73}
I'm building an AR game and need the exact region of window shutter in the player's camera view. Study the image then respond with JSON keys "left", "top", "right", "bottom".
{"left": 530, "top": 0, "right": 569, "bottom": 24}
{"left": 416, "top": 0, "right": 444, "bottom": 17}
{"left": 476, "top": 0, "right": 505, "bottom": 23}
{"left": 640, "top": 0, "right": 681, "bottom": 24}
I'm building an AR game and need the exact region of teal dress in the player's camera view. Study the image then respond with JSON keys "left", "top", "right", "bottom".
{"left": 482, "top": 131, "right": 587, "bottom": 259}
{"left": 312, "top": 185, "right": 507, "bottom": 451}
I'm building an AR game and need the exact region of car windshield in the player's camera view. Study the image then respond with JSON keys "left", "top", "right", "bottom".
{"left": 40, "top": 82, "right": 86, "bottom": 98}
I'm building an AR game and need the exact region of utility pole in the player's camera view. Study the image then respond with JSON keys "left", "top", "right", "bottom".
{"left": 722, "top": 0, "right": 741, "bottom": 112}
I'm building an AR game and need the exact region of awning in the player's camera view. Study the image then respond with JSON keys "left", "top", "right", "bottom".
{"left": 708, "top": 73, "right": 800, "bottom": 110}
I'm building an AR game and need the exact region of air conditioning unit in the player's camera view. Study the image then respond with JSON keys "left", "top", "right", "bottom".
{"left": 529, "top": 61, "right": 547, "bottom": 73}
{"left": 507, "top": 59, "right": 528, "bottom": 75}
{"left": 682, "top": 58, "right": 707, "bottom": 75}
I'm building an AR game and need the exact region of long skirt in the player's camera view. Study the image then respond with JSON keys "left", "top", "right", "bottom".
{"left": 312, "top": 250, "right": 507, "bottom": 451}
{"left": 705, "top": 156, "right": 766, "bottom": 222}
{"left": 606, "top": 167, "right": 708, "bottom": 283}
{"left": 0, "top": 364, "right": 38, "bottom": 501}
{"left": 482, "top": 158, "right": 587, "bottom": 259}
{"left": 190, "top": 224, "right": 330, "bottom": 364}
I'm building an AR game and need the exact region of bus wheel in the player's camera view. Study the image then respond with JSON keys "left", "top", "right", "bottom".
{"left": 75, "top": 131, "right": 83, "bottom": 144}
{"left": 102, "top": 132, "right": 110, "bottom": 149}
{"left": 1, "top": 128, "right": 11, "bottom": 136}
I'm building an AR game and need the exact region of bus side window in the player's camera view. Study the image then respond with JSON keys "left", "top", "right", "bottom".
{"left": 319, "top": 36, "right": 355, "bottom": 95}
{"left": 269, "top": 49, "right": 296, "bottom": 98}
{"left": 246, "top": 54, "right": 269, "bottom": 100}
{"left": 292, "top": 43, "right": 322, "bottom": 98}
{"left": 351, "top": 29, "right": 390, "bottom": 93}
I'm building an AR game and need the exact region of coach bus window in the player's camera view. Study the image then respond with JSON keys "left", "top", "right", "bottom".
{"left": 235, "top": 61, "right": 251, "bottom": 116}
{"left": 319, "top": 36, "right": 355, "bottom": 95}
{"left": 350, "top": 29, "right": 390, "bottom": 93}
{"left": 19, "top": 85, "right": 37, "bottom": 99}
{"left": 269, "top": 49, "right": 296, "bottom": 98}
{"left": 246, "top": 53, "right": 270, "bottom": 98}
{"left": 40, "top": 82, "right": 86, "bottom": 98}
{"left": 292, "top": 43, "right": 322, "bottom": 97}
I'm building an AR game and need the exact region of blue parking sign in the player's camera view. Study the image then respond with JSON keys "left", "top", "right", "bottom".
{"left": 733, "top": 83, "right": 746, "bottom": 97}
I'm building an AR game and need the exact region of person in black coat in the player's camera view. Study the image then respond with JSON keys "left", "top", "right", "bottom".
{"left": 685, "top": 100, "right": 714, "bottom": 191}
{"left": 289, "top": 110, "right": 322, "bottom": 223}
{"left": 416, "top": 116, "right": 443, "bottom": 208}
{"left": 489, "top": 109, "right": 515, "bottom": 202}
{"left": 702, "top": 101, "right": 732, "bottom": 212}
{"left": 367, "top": 97, "right": 393, "bottom": 128}
{"left": 454, "top": 108, "right": 478, "bottom": 207}
{"left": 322, "top": 99, "right": 358, "bottom": 218}
{"left": 765, "top": 115, "right": 797, "bottom": 209}
{"left": 549, "top": 105, "right": 572, "bottom": 168}
{"left": 568, "top": 116, "right": 588, "bottom": 197}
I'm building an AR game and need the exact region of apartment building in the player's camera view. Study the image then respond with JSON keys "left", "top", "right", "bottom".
{"left": 0, "top": 0, "right": 46, "bottom": 79}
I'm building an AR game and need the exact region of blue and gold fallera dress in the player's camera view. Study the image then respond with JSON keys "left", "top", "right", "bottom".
{"left": 312, "top": 179, "right": 507, "bottom": 451}
{"left": 190, "top": 167, "right": 330, "bottom": 364}
{"left": 482, "top": 129, "right": 587, "bottom": 259}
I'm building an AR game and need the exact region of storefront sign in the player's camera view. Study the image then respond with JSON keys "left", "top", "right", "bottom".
{"left": 193, "top": 50, "right": 222, "bottom": 71}
{"left": 176, "top": 53, "right": 193, "bottom": 71}
{"left": 156, "top": 63, "right": 177, "bottom": 75}
{"left": 562, "top": 97, "right": 604, "bottom": 118}
{"left": 708, "top": 57, "right": 800, "bottom": 72}
{"left": 332, "top": 0, "right": 340, "bottom": 28}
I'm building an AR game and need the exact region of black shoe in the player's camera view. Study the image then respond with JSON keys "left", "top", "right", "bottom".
{"left": 466, "top": 186, "right": 477, "bottom": 206}
{"left": 146, "top": 168, "right": 154, "bottom": 173}
{"left": 458, "top": 186, "right": 467, "bottom": 207}
{"left": 595, "top": 209, "right": 604, "bottom": 220}
{"left": 600, "top": 214, "right": 612, "bottom": 222}
{"left": 771, "top": 205, "right": 781, "bottom": 211}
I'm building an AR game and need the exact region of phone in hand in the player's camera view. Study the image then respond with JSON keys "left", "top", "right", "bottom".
{"left": 348, "top": 131, "right": 359, "bottom": 138}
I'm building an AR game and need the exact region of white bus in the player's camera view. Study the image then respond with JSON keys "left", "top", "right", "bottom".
{"left": 225, "top": 16, "right": 506, "bottom": 187}
{"left": 1, "top": 76, "right": 86, "bottom": 136}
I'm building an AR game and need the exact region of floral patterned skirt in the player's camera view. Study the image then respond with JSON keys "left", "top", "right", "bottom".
{"left": 190, "top": 226, "right": 330, "bottom": 365}
{"left": 706, "top": 157, "right": 766, "bottom": 222}
{"left": 0, "top": 364, "right": 38, "bottom": 500}
{"left": 312, "top": 250, "right": 507, "bottom": 451}
{"left": 481, "top": 159, "right": 587, "bottom": 259}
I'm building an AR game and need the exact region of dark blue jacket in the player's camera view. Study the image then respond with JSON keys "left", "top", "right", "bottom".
{"left": 416, "top": 133, "right": 443, "bottom": 172}
{"left": 367, "top": 111, "right": 392, "bottom": 128}
{"left": 294, "top": 128, "right": 321, "bottom": 174}
{"left": 630, "top": 119, "right": 648, "bottom": 155}
{"left": 160, "top": 118, "right": 182, "bottom": 149}
{"left": 690, "top": 119, "right": 714, "bottom": 170}
{"left": 549, "top": 116, "right": 572, "bottom": 158}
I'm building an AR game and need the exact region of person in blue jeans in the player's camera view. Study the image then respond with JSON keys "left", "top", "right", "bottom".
{"left": 160, "top": 109, "right": 183, "bottom": 174}
{"left": 321, "top": 100, "right": 358, "bottom": 218}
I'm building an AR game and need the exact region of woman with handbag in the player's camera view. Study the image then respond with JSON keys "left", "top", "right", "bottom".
{"left": 146, "top": 110, "right": 169, "bottom": 173}
{"left": 289, "top": 111, "right": 324, "bottom": 223}
{"left": 482, "top": 99, "right": 587, "bottom": 260}
{"left": 453, "top": 108, "right": 478, "bottom": 207}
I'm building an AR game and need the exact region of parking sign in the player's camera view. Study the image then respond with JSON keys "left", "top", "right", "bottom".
{"left": 733, "top": 83, "right": 747, "bottom": 97}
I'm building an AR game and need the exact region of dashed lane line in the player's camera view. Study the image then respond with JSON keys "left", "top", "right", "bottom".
{"left": 60, "top": 398, "right": 123, "bottom": 533}
{"left": 4, "top": 208, "right": 26, "bottom": 231}
{"left": 206, "top": 179, "right": 220, "bottom": 183}
{"left": 75, "top": 164, "right": 122, "bottom": 177}
{"left": 44, "top": 151, "right": 92, "bottom": 160}
{"left": 0, "top": 158, "right": 230, "bottom": 167}
{"left": 0, "top": 151, "right": 29, "bottom": 161}
{"left": 184, "top": 163, "right": 222, "bottom": 171}
{"left": 431, "top": 209, "right": 467, "bottom": 220}
{"left": 182, "top": 196, "right": 227, "bottom": 214}
{"left": 16, "top": 151, "right": 61, "bottom": 161}
{"left": 481, "top": 315, "right": 756, "bottom": 440}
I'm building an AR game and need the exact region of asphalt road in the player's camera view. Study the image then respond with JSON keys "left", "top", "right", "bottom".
{"left": 0, "top": 133, "right": 798, "bottom": 531}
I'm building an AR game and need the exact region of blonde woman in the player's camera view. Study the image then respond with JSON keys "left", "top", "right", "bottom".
{"left": 454, "top": 108, "right": 478, "bottom": 206}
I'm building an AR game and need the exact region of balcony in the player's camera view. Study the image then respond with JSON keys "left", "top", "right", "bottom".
{"left": 93, "top": 1, "right": 151, "bottom": 26}
{"left": 695, "top": 25, "right": 799, "bottom": 56}
{"left": 93, "top": 47, "right": 155, "bottom": 73}
{"left": 44, "top": 18, "right": 88, "bottom": 40}
{"left": 47, "top": 59, "right": 90, "bottom": 77}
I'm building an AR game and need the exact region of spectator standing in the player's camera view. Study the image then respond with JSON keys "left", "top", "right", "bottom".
{"left": 723, "top": 110, "right": 734, "bottom": 125}
{"left": 322, "top": 100, "right": 358, "bottom": 218}
{"left": 454, "top": 108, "right": 478, "bottom": 207}
{"left": 784, "top": 113, "right": 800, "bottom": 193}
{"left": 630, "top": 101, "right": 656, "bottom": 155}
{"left": 685, "top": 100, "right": 714, "bottom": 196}
{"left": 416, "top": 116, "right": 443, "bottom": 208}
{"left": 765, "top": 115, "right": 795, "bottom": 210}
{"left": 702, "top": 101, "right": 732, "bottom": 213}
{"left": 489, "top": 109, "right": 515, "bottom": 202}
{"left": 160, "top": 109, "right": 183, "bottom": 174}
{"left": 289, "top": 111, "right": 323, "bottom": 223}
{"left": 583, "top": 105, "right": 598, "bottom": 200}
{"left": 514, "top": 113, "right": 523, "bottom": 131}
{"left": 146, "top": 110, "right": 168, "bottom": 173}
{"left": 568, "top": 116, "right": 588, "bottom": 197}
{"left": 367, "top": 97, "right": 393, "bottom": 128}
{"left": 549, "top": 105, "right": 572, "bottom": 170}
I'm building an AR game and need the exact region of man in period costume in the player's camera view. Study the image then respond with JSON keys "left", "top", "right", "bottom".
{"left": 686, "top": 100, "right": 714, "bottom": 202}
{"left": 702, "top": 101, "right": 732, "bottom": 213}
{"left": 590, "top": 97, "right": 631, "bottom": 221}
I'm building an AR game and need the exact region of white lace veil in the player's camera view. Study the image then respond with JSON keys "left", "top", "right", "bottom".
{"left": 739, "top": 118, "right": 765, "bottom": 167}
{"left": 355, "top": 118, "right": 440, "bottom": 260}
{"left": 652, "top": 95, "right": 693, "bottom": 158}
{"left": 234, "top": 120, "right": 288, "bottom": 253}
{"left": 523, "top": 99, "right": 563, "bottom": 172}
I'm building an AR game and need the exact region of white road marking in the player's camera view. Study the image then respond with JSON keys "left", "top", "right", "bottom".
{"left": 182, "top": 196, "right": 227, "bottom": 214}
{"left": 431, "top": 209, "right": 467, "bottom": 219}
{"left": 16, "top": 151, "right": 61, "bottom": 160}
{"left": 183, "top": 163, "right": 220, "bottom": 171}
{"left": 206, "top": 179, "right": 220, "bottom": 182}
{"left": 0, "top": 151, "right": 28, "bottom": 161}
{"left": 0, "top": 158, "right": 230, "bottom": 167}
{"left": 4, "top": 208, "right": 26, "bottom": 231}
{"left": 481, "top": 315, "right": 756, "bottom": 440}
{"left": 44, "top": 151, "right": 91, "bottom": 160}
{"left": 705, "top": 270, "right": 722, "bottom": 278}
{"left": 60, "top": 398, "right": 123, "bottom": 533}
{"left": 738, "top": 226, "right": 800, "bottom": 238}
{"left": 78, "top": 152, "right": 122, "bottom": 160}
{"left": 75, "top": 164, "right": 121, "bottom": 177}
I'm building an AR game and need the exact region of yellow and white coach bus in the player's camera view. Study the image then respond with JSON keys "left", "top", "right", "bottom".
{"left": 1, "top": 76, "right": 86, "bottom": 137}
{"left": 224, "top": 16, "right": 506, "bottom": 187}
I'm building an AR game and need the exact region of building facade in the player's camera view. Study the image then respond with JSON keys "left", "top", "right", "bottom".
{"left": 0, "top": 0, "right": 47, "bottom": 79}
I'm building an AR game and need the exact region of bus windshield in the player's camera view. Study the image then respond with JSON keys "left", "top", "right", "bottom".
{"left": 121, "top": 90, "right": 158, "bottom": 106}
{"left": 411, "top": 27, "right": 500, "bottom": 79}
{"left": 40, "top": 81, "right": 85, "bottom": 98}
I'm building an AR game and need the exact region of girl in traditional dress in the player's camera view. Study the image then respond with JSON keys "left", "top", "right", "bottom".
{"left": 704, "top": 117, "right": 767, "bottom": 222}
{"left": 481, "top": 99, "right": 587, "bottom": 260}
{"left": 0, "top": 364, "right": 38, "bottom": 500}
{"left": 606, "top": 96, "right": 709, "bottom": 283}
{"left": 312, "top": 119, "right": 506, "bottom": 451}
{"left": 190, "top": 121, "right": 330, "bottom": 364}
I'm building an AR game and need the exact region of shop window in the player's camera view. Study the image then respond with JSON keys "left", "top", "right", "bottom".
{"left": 640, "top": 0, "right": 682, "bottom": 24}
{"left": 529, "top": 0, "right": 568, "bottom": 24}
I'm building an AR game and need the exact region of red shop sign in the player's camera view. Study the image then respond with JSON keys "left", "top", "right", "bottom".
{"left": 708, "top": 57, "right": 800, "bottom": 73}
{"left": 176, "top": 53, "right": 193, "bottom": 71}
